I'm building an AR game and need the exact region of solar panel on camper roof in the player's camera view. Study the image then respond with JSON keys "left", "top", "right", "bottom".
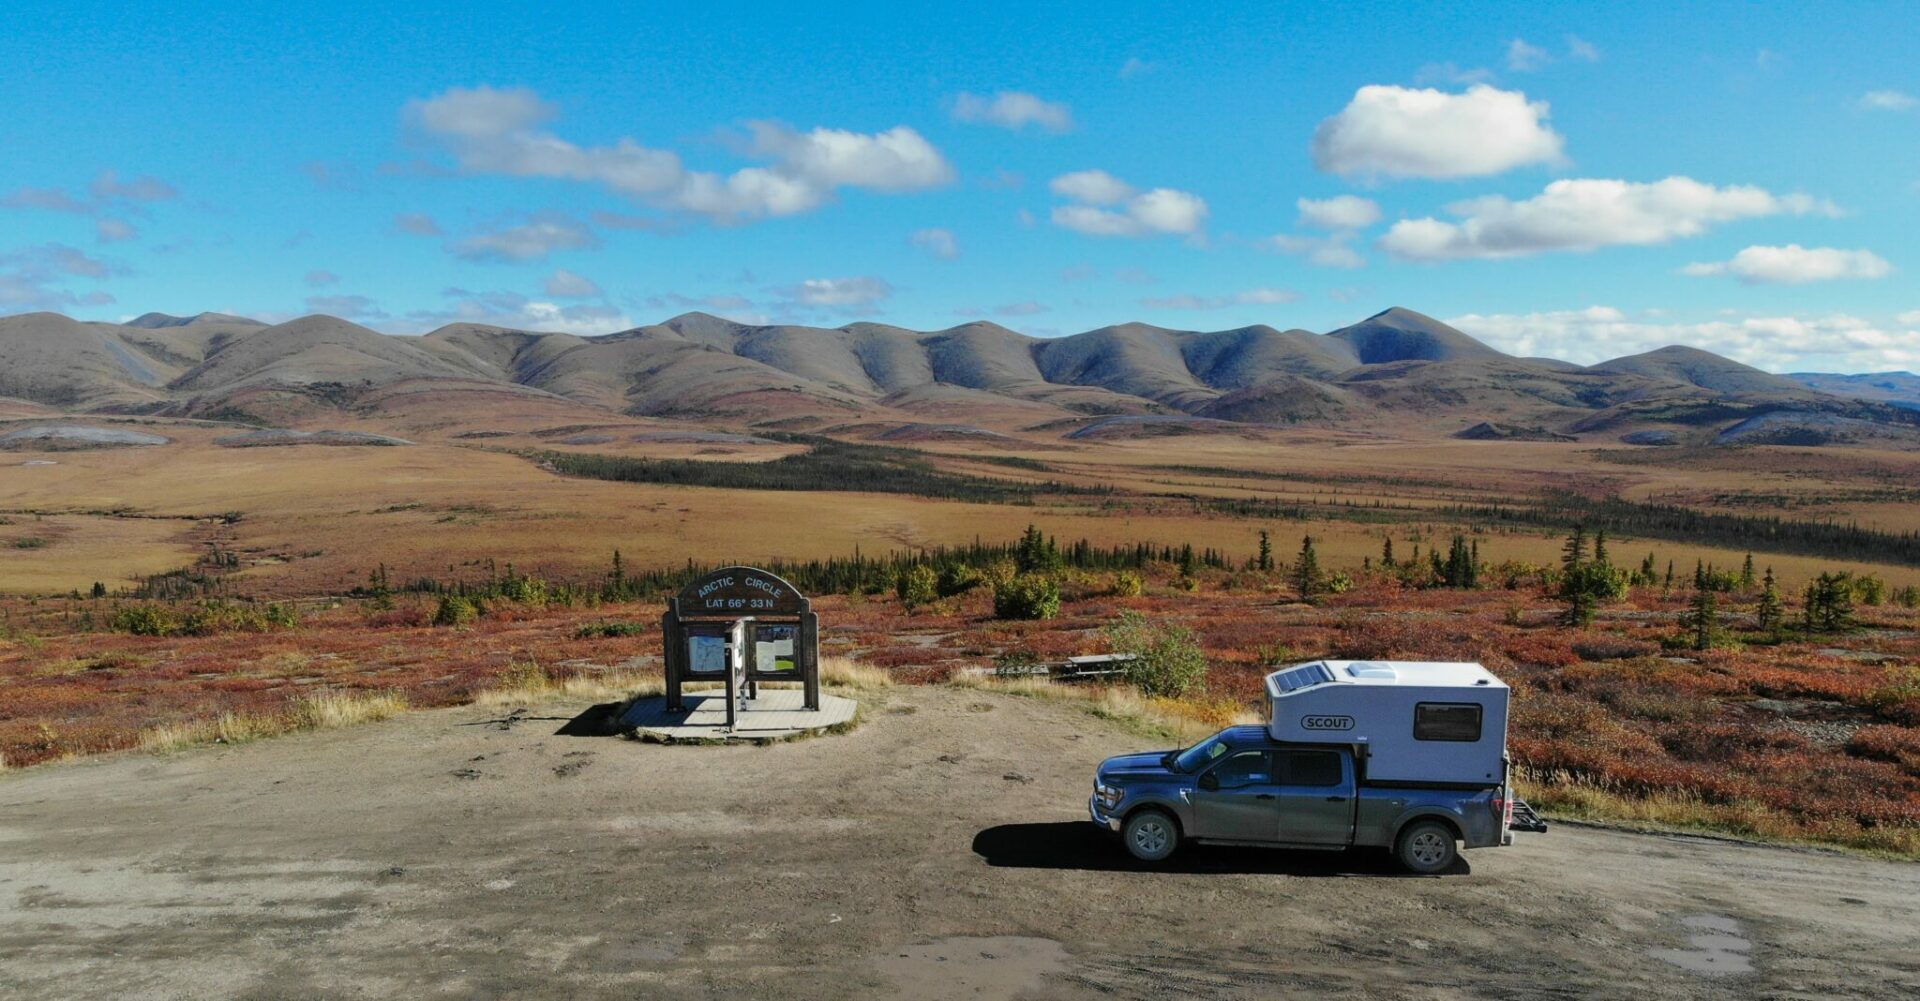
{"left": 1272, "top": 663, "right": 1334, "bottom": 693}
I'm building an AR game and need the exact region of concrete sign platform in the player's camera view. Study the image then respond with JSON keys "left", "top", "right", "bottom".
{"left": 619, "top": 689, "right": 858, "bottom": 742}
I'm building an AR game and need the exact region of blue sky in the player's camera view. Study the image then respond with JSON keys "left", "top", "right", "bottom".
{"left": 2, "top": 1, "right": 1916, "bottom": 371}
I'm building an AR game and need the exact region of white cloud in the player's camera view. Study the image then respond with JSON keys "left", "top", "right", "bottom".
{"left": 1506, "top": 38, "right": 1551, "bottom": 72}
{"left": 0, "top": 245, "right": 123, "bottom": 310}
{"left": 304, "top": 269, "right": 341, "bottom": 287}
{"left": 1682, "top": 245, "right": 1893, "bottom": 284}
{"left": 775, "top": 276, "right": 892, "bottom": 310}
{"left": 1049, "top": 171, "right": 1207, "bottom": 238}
{"left": 1311, "top": 85, "right": 1566, "bottom": 180}
{"left": 1049, "top": 170, "right": 1135, "bottom": 204}
{"left": 1297, "top": 195, "right": 1381, "bottom": 230}
{"left": 395, "top": 212, "right": 444, "bottom": 236}
{"left": 1267, "top": 233, "right": 1367, "bottom": 269}
{"left": 401, "top": 288, "right": 632, "bottom": 335}
{"left": 95, "top": 218, "right": 137, "bottom": 243}
{"left": 408, "top": 86, "right": 953, "bottom": 224}
{"left": 1379, "top": 177, "right": 1834, "bottom": 261}
{"left": 1142, "top": 288, "right": 1300, "bottom": 310}
{"left": 1415, "top": 63, "right": 1495, "bottom": 86}
{"left": 544, "top": 268, "right": 603, "bottom": 297}
{"left": 1898, "top": 309, "right": 1920, "bottom": 326}
{"left": 451, "top": 215, "right": 598, "bottom": 262}
{"left": 910, "top": 227, "right": 959, "bottom": 259}
{"left": 1118, "top": 57, "right": 1154, "bottom": 80}
{"left": 1448, "top": 306, "right": 1920, "bottom": 372}
{"left": 1566, "top": 35, "right": 1602, "bottom": 62}
{"left": 88, "top": 170, "right": 177, "bottom": 203}
{"left": 3, "top": 187, "right": 92, "bottom": 213}
{"left": 952, "top": 91, "right": 1072, "bottom": 132}
{"left": 1861, "top": 90, "right": 1918, "bottom": 111}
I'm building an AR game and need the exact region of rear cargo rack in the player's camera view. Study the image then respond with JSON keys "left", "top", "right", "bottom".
{"left": 1510, "top": 798, "right": 1549, "bottom": 834}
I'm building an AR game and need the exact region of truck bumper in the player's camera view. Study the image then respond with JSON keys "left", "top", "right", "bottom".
{"left": 1089, "top": 794, "right": 1121, "bottom": 833}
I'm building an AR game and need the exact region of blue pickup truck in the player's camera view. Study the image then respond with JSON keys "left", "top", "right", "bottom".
{"left": 1089, "top": 724, "right": 1544, "bottom": 873}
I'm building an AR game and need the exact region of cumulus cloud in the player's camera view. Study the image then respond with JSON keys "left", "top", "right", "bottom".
{"left": 451, "top": 215, "right": 598, "bottom": 262}
{"left": 1297, "top": 195, "right": 1381, "bottom": 230}
{"left": 1378, "top": 177, "right": 1835, "bottom": 261}
{"left": 952, "top": 91, "right": 1073, "bottom": 132}
{"left": 1861, "top": 90, "right": 1917, "bottom": 111}
{"left": 1141, "top": 288, "right": 1300, "bottom": 310}
{"left": 1267, "top": 234, "right": 1367, "bottom": 269}
{"left": 304, "top": 294, "right": 387, "bottom": 320}
{"left": 407, "top": 85, "right": 954, "bottom": 224}
{"left": 1448, "top": 306, "right": 1920, "bottom": 372}
{"left": 1899, "top": 309, "right": 1920, "bottom": 326}
{"left": 1682, "top": 245, "right": 1893, "bottom": 284}
{"left": 1049, "top": 171, "right": 1208, "bottom": 238}
{"left": 88, "top": 170, "right": 178, "bottom": 203}
{"left": 3, "top": 187, "right": 92, "bottom": 213}
{"left": 1312, "top": 85, "right": 1566, "bottom": 180}
{"left": 1506, "top": 38, "right": 1552, "bottom": 72}
{"left": 95, "top": 218, "right": 137, "bottom": 243}
{"left": 910, "top": 227, "right": 960, "bottom": 259}
{"left": 775, "top": 276, "right": 893, "bottom": 311}
{"left": 394, "top": 212, "right": 444, "bottom": 236}
{"left": 0, "top": 244, "right": 124, "bottom": 310}
{"left": 399, "top": 288, "right": 633, "bottom": 335}
{"left": 544, "top": 268, "right": 603, "bottom": 297}
{"left": 305, "top": 269, "right": 341, "bottom": 287}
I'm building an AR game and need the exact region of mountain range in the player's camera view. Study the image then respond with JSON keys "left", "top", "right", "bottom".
{"left": 1, "top": 306, "right": 1915, "bottom": 445}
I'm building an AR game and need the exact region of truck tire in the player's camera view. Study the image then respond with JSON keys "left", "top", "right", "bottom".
{"left": 1395, "top": 820, "right": 1459, "bottom": 874}
{"left": 1121, "top": 809, "right": 1180, "bottom": 862}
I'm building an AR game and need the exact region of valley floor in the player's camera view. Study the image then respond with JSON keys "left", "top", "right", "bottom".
{"left": 2, "top": 686, "right": 1915, "bottom": 1000}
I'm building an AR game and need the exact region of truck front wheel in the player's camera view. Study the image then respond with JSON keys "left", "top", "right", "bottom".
{"left": 1395, "top": 820, "right": 1459, "bottom": 874}
{"left": 1122, "top": 809, "right": 1180, "bottom": 863}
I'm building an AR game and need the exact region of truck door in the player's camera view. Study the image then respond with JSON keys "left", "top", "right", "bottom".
{"left": 1272, "top": 749, "right": 1354, "bottom": 845}
{"left": 1190, "top": 750, "right": 1279, "bottom": 842}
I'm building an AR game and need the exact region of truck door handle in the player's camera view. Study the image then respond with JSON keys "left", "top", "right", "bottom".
{"left": 1325, "top": 796, "right": 1347, "bottom": 802}
{"left": 1255, "top": 794, "right": 1276, "bottom": 800}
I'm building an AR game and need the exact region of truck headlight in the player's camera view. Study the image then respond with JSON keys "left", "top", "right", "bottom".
{"left": 1097, "top": 784, "right": 1123, "bottom": 809}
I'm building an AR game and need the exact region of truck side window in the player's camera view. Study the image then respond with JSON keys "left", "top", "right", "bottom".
{"left": 1207, "top": 751, "right": 1270, "bottom": 788}
{"left": 1414, "top": 702, "right": 1483, "bottom": 742}
{"left": 1278, "top": 750, "right": 1342, "bottom": 787}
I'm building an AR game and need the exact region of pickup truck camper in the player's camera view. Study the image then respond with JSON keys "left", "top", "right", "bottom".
{"left": 1089, "top": 660, "right": 1546, "bottom": 873}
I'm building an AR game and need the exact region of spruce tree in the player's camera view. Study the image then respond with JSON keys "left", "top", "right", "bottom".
{"left": 1739, "top": 553, "right": 1756, "bottom": 591}
{"left": 1257, "top": 530, "right": 1273, "bottom": 572}
{"left": 1293, "top": 535, "right": 1323, "bottom": 601}
{"left": 1381, "top": 536, "right": 1397, "bottom": 569}
{"left": 1755, "top": 567, "right": 1782, "bottom": 633}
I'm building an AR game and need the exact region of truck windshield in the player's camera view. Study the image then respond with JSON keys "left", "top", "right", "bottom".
{"left": 1171, "top": 734, "right": 1231, "bottom": 773}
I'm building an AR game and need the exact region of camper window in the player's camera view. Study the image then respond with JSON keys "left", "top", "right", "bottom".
{"left": 1413, "top": 702, "right": 1483, "bottom": 742}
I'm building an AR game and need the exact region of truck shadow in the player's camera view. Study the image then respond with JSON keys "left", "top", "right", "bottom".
{"left": 971, "top": 822, "right": 1468, "bottom": 877}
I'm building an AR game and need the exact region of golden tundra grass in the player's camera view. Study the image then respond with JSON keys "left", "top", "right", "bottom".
{"left": 137, "top": 690, "right": 410, "bottom": 754}
{"left": 1518, "top": 770, "right": 1920, "bottom": 858}
{"left": 472, "top": 658, "right": 665, "bottom": 707}
{"left": 949, "top": 673, "right": 1262, "bottom": 745}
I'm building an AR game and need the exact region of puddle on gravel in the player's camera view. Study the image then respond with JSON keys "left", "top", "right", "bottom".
{"left": 877, "top": 935, "right": 1068, "bottom": 1000}
{"left": 1648, "top": 914, "right": 1753, "bottom": 977}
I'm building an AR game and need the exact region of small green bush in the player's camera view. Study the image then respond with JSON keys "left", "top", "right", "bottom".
{"left": 992, "top": 574, "right": 1061, "bottom": 620}
{"left": 895, "top": 564, "right": 939, "bottom": 610}
{"left": 1105, "top": 610, "right": 1209, "bottom": 698}
{"left": 1110, "top": 571, "right": 1144, "bottom": 598}
{"left": 937, "top": 563, "right": 983, "bottom": 597}
{"left": 434, "top": 595, "right": 480, "bottom": 627}
{"left": 575, "top": 620, "right": 647, "bottom": 639}
{"left": 112, "top": 605, "right": 178, "bottom": 637}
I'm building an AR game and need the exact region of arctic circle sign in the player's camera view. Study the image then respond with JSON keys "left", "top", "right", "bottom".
{"left": 678, "top": 569, "right": 806, "bottom": 616}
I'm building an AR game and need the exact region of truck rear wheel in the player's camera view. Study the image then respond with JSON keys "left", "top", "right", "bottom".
{"left": 1395, "top": 820, "right": 1459, "bottom": 874}
{"left": 1122, "top": 809, "right": 1179, "bottom": 862}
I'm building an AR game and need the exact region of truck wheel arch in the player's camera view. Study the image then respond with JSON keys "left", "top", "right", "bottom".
{"left": 1123, "top": 802, "right": 1184, "bottom": 835}
{"left": 1394, "top": 812, "right": 1461, "bottom": 844}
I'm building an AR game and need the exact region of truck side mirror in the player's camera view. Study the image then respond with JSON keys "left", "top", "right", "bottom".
{"left": 1198, "top": 772, "right": 1219, "bottom": 791}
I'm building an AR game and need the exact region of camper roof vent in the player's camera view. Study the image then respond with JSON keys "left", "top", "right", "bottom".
{"left": 1345, "top": 662, "right": 1399, "bottom": 680}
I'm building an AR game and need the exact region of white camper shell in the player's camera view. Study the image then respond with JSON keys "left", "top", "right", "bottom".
{"left": 1264, "top": 660, "right": 1508, "bottom": 786}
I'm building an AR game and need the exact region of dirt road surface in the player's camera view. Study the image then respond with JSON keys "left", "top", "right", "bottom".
{"left": 3, "top": 686, "right": 1916, "bottom": 1000}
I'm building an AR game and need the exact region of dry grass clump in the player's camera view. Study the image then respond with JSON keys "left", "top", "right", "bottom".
{"left": 292, "top": 690, "right": 409, "bottom": 730}
{"left": 948, "top": 673, "right": 1260, "bottom": 744}
{"left": 820, "top": 655, "right": 895, "bottom": 690}
{"left": 472, "top": 659, "right": 664, "bottom": 707}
